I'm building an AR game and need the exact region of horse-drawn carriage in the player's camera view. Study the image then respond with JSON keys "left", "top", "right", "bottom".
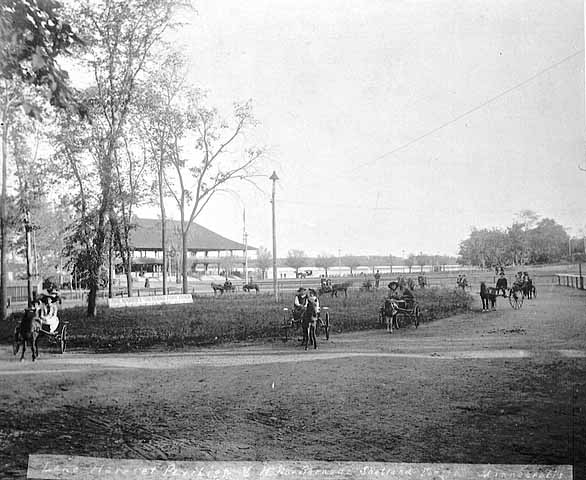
{"left": 13, "top": 292, "right": 69, "bottom": 361}
{"left": 281, "top": 298, "right": 330, "bottom": 344}
{"left": 378, "top": 296, "right": 422, "bottom": 333}
{"left": 481, "top": 275, "right": 536, "bottom": 311}
{"left": 211, "top": 281, "right": 236, "bottom": 295}
{"left": 318, "top": 281, "right": 351, "bottom": 297}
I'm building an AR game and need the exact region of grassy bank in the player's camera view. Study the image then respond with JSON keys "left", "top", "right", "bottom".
{"left": 1, "top": 288, "right": 472, "bottom": 351}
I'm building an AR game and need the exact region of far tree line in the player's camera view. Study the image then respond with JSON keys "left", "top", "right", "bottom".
{"left": 458, "top": 210, "right": 582, "bottom": 268}
{"left": 250, "top": 247, "right": 457, "bottom": 279}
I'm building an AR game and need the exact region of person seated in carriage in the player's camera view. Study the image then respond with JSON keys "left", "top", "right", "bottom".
{"left": 293, "top": 287, "right": 308, "bottom": 321}
{"left": 38, "top": 292, "right": 60, "bottom": 333}
{"left": 387, "top": 281, "right": 413, "bottom": 309}
{"left": 307, "top": 288, "right": 321, "bottom": 314}
{"left": 513, "top": 272, "right": 524, "bottom": 288}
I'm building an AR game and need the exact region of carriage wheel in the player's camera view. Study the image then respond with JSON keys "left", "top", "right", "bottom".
{"left": 324, "top": 312, "right": 330, "bottom": 340}
{"left": 59, "top": 324, "right": 68, "bottom": 354}
{"left": 509, "top": 291, "right": 523, "bottom": 310}
{"left": 414, "top": 307, "right": 421, "bottom": 328}
{"left": 282, "top": 313, "right": 290, "bottom": 342}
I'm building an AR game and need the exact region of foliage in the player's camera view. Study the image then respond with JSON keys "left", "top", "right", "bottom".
{"left": 315, "top": 254, "right": 336, "bottom": 276}
{"left": 459, "top": 212, "right": 570, "bottom": 267}
{"left": 285, "top": 249, "right": 306, "bottom": 275}
{"left": 252, "top": 246, "right": 272, "bottom": 279}
{"left": 1, "top": 0, "right": 81, "bottom": 113}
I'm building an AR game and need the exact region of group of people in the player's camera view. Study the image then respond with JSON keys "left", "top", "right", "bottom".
{"left": 456, "top": 274, "right": 468, "bottom": 289}
{"left": 293, "top": 286, "right": 320, "bottom": 320}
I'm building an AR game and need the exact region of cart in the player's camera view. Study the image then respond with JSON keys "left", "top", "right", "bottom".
{"left": 39, "top": 320, "right": 69, "bottom": 354}
{"left": 281, "top": 306, "right": 330, "bottom": 342}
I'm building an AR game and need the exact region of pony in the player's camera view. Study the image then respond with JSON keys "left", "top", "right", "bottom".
{"left": 479, "top": 282, "right": 497, "bottom": 311}
{"left": 302, "top": 294, "right": 319, "bottom": 350}
{"left": 319, "top": 282, "right": 352, "bottom": 297}
{"left": 522, "top": 279, "right": 536, "bottom": 299}
{"left": 380, "top": 299, "right": 400, "bottom": 333}
{"left": 13, "top": 307, "right": 42, "bottom": 361}
{"left": 242, "top": 282, "right": 259, "bottom": 293}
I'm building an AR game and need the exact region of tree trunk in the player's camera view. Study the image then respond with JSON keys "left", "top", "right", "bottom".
{"left": 158, "top": 161, "right": 167, "bottom": 296}
{"left": 87, "top": 284, "right": 98, "bottom": 317}
{"left": 125, "top": 257, "right": 133, "bottom": 297}
{"left": 182, "top": 232, "right": 188, "bottom": 294}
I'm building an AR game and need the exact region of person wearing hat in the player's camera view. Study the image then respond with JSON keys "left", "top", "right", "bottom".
{"left": 293, "top": 287, "right": 308, "bottom": 321}
{"left": 387, "top": 281, "right": 402, "bottom": 300}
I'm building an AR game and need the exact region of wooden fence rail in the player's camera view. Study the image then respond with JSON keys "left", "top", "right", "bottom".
{"left": 556, "top": 274, "right": 584, "bottom": 290}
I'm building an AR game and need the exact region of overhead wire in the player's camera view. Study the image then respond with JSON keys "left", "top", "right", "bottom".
{"left": 345, "top": 49, "right": 584, "bottom": 175}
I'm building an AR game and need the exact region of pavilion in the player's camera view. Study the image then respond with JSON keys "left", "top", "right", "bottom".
{"left": 127, "top": 218, "right": 256, "bottom": 276}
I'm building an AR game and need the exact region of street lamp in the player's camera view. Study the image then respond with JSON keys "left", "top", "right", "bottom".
{"left": 270, "top": 171, "right": 279, "bottom": 302}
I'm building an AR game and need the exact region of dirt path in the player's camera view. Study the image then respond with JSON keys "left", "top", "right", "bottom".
{"left": 1, "top": 285, "right": 584, "bottom": 479}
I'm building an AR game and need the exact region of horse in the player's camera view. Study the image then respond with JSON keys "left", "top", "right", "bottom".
{"left": 13, "top": 308, "right": 42, "bottom": 362}
{"left": 329, "top": 282, "right": 351, "bottom": 297}
{"left": 380, "top": 299, "right": 400, "bottom": 333}
{"left": 522, "top": 279, "right": 536, "bottom": 299}
{"left": 211, "top": 282, "right": 225, "bottom": 295}
{"left": 242, "top": 283, "right": 259, "bottom": 293}
{"left": 302, "top": 295, "right": 319, "bottom": 350}
{"left": 479, "top": 282, "right": 497, "bottom": 311}
{"left": 496, "top": 276, "right": 508, "bottom": 297}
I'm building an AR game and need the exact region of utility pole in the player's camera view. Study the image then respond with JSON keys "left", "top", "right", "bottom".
{"left": 270, "top": 171, "right": 279, "bottom": 302}
{"left": 243, "top": 208, "right": 248, "bottom": 285}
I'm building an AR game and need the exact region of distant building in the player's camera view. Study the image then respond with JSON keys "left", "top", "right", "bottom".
{"left": 127, "top": 218, "right": 256, "bottom": 276}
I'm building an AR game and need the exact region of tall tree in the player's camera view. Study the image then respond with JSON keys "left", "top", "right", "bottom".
{"left": 138, "top": 53, "right": 187, "bottom": 296}
{"left": 70, "top": 0, "right": 180, "bottom": 315}
{"left": 315, "top": 254, "right": 336, "bottom": 277}
{"left": 1, "top": 0, "right": 80, "bottom": 319}
{"left": 254, "top": 246, "right": 271, "bottom": 280}
{"left": 162, "top": 91, "right": 264, "bottom": 294}
{"left": 285, "top": 249, "right": 306, "bottom": 277}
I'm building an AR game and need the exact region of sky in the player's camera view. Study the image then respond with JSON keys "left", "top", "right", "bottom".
{"left": 136, "top": 0, "right": 585, "bottom": 258}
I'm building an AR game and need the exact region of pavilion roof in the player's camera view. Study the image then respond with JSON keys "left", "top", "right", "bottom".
{"left": 130, "top": 218, "right": 254, "bottom": 252}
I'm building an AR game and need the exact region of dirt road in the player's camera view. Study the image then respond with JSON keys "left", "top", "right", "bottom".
{"left": 1, "top": 285, "right": 584, "bottom": 479}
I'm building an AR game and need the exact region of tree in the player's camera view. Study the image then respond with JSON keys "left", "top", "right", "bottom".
{"left": 315, "top": 254, "right": 336, "bottom": 277}
{"left": 405, "top": 254, "right": 415, "bottom": 273}
{"left": 343, "top": 256, "right": 362, "bottom": 276}
{"left": 254, "top": 246, "right": 271, "bottom": 280}
{"left": 162, "top": 91, "right": 263, "bottom": 294}
{"left": 138, "top": 53, "right": 187, "bottom": 297}
{"left": 66, "top": 0, "right": 181, "bottom": 316}
{"left": 526, "top": 218, "right": 568, "bottom": 263}
{"left": 285, "top": 249, "right": 306, "bottom": 277}
{"left": 1, "top": 0, "right": 81, "bottom": 319}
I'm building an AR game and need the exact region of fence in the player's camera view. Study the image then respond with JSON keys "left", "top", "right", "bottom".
{"left": 556, "top": 274, "right": 584, "bottom": 290}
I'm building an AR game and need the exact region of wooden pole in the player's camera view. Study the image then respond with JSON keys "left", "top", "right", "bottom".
{"left": 24, "top": 211, "right": 33, "bottom": 307}
{"left": 270, "top": 171, "right": 279, "bottom": 302}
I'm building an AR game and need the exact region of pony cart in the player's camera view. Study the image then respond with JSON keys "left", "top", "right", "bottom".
{"left": 378, "top": 297, "right": 422, "bottom": 333}
{"left": 13, "top": 301, "right": 69, "bottom": 361}
{"left": 281, "top": 305, "right": 330, "bottom": 342}
{"left": 39, "top": 318, "right": 69, "bottom": 354}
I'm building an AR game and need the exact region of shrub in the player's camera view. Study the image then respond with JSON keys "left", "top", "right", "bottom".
{"left": 0, "top": 288, "right": 472, "bottom": 352}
